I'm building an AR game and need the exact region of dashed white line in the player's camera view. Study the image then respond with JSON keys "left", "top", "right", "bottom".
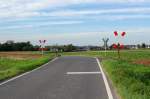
{"left": 96, "top": 58, "right": 114, "bottom": 99}
{"left": 67, "top": 72, "right": 101, "bottom": 75}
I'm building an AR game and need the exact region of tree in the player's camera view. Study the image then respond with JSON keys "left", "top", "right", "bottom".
{"left": 137, "top": 44, "right": 141, "bottom": 49}
{"left": 63, "top": 44, "right": 76, "bottom": 52}
{"left": 0, "top": 41, "right": 36, "bottom": 51}
{"left": 141, "top": 43, "right": 146, "bottom": 48}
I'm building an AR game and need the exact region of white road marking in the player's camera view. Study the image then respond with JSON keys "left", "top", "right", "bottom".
{"left": 96, "top": 58, "right": 114, "bottom": 99}
{"left": 0, "top": 57, "right": 58, "bottom": 86}
{"left": 67, "top": 72, "right": 101, "bottom": 75}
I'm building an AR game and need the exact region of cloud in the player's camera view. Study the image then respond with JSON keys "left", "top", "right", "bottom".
{"left": 106, "top": 15, "right": 150, "bottom": 20}
{"left": 0, "top": 0, "right": 149, "bottom": 18}
{"left": 1, "top": 5, "right": 150, "bottom": 20}
{"left": 0, "top": 21, "right": 83, "bottom": 29}
{"left": 85, "top": 14, "right": 150, "bottom": 21}
{"left": 43, "top": 7, "right": 150, "bottom": 16}
{"left": 34, "top": 7, "right": 150, "bottom": 21}
{"left": 0, "top": 0, "right": 149, "bottom": 45}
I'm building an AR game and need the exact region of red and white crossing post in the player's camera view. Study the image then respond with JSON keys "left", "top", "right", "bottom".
{"left": 39, "top": 40, "right": 46, "bottom": 55}
{"left": 113, "top": 31, "right": 126, "bottom": 59}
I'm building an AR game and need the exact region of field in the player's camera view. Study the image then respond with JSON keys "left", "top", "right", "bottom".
{"left": 0, "top": 51, "right": 55, "bottom": 81}
{"left": 63, "top": 50, "right": 150, "bottom": 99}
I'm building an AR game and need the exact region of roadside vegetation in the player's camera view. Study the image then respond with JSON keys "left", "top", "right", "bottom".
{"left": 63, "top": 50, "right": 150, "bottom": 99}
{"left": 0, "top": 52, "right": 55, "bottom": 81}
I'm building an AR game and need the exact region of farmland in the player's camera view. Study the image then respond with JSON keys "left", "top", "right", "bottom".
{"left": 0, "top": 52, "right": 55, "bottom": 81}
{"left": 63, "top": 50, "right": 150, "bottom": 99}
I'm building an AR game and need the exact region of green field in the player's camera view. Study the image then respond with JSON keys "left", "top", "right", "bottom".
{"left": 63, "top": 50, "right": 150, "bottom": 99}
{"left": 0, "top": 52, "right": 55, "bottom": 81}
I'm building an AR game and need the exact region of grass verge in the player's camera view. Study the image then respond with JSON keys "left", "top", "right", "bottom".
{"left": 102, "top": 59, "right": 150, "bottom": 99}
{"left": 0, "top": 52, "right": 55, "bottom": 81}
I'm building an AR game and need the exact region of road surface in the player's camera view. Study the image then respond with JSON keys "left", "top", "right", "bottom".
{"left": 0, "top": 56, "right": 110, "bottom": 99}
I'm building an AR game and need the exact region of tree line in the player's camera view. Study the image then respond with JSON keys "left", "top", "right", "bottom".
{"left": 0, "top": 41, "right": 39, "bottom": 51}
{"left": 0, "top": 40, "right": 149, "bottom": 51}
{"left": 46, "top": 44, "right": 76, "bottom": 52}
{"left": 0, "top": 41, "right": 76, "bottom": 52}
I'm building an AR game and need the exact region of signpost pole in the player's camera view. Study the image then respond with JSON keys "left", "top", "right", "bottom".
{"left": 117, "top": 43, "right": 120, "bottom": 59}
{"left": 39, "top": 40, "right": 46, "bottom": 56}
{"left": 102, "top": 38, "right": 109, "bottom": 57}
{"left": 113, "top": 31, "right": 126, "bottom": 59}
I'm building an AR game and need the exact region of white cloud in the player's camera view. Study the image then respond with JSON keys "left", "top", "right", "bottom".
{"left": 0, "top": 0, "right": 149, "bottom": 18}
{"left": 35, "top": 7, "right": 150, "bottom": 21}
{"left": 86, "top": 14, "right": 150, "bottom": 21}
{"left": 43, "top": 7, "right": 150, "bottom": 16}
{"left": 106, "top": 15, "right": 150, "bottom": 20}
{"left": 0, "top": 0, "right": 149, "bottom": 45}
{"left": 0, "top": 21, "right": 83, "bottom": 29}
{"left": 1, "top": 5, "right": 150, "bottom": 20}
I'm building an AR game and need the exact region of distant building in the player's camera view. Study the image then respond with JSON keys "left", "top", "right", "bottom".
{"left": 75, "top": 46, "right": 89, "bottom": 51}
{"left": 124, "top": 44, "right": 150, "bottom": 49}
{"left": 6, "top": 40, "right": 14, "bottom": 44}
{"left": 146, "top": 45, "right": 150, "bottom": 49}
{"left": 75, "top": 46, "right": 103, "bottom": 51}
{"left": 124, "top": 45, "right": 137, "bottom": 49}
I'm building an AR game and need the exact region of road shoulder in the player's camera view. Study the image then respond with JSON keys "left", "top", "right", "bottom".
{"left": 97, "top": 57, "right": 120, "bottom": 99}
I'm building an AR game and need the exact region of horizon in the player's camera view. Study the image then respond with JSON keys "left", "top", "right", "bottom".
{"left": 1, "top": 40, "right": 150, "bottom": 47}
{"left": 0, "top": 0, "right": 150, "bottom": 46}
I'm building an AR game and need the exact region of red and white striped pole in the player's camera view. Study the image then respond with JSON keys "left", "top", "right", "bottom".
{"left": 39, "top": 40, "right": 46, "bottom": 55}
{"left": 113, "top": 31, "right": 126, "bottom": 59}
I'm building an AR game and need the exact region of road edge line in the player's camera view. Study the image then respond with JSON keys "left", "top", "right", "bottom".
{"left": 0, "top": 57, "right": 58, "bottom": 86}
{"left": 96, "top": 58, "right": 114, "bottom": 99}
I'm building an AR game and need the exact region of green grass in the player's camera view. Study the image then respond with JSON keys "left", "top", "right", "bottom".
{"left": 62, "top": 50, "right": 150, "bottom": 99}
{"left": 102, "top": 59, "right": 150, "bottom": 99}
{"left": 0, "top": 52, "right": 55, "bottom": 81}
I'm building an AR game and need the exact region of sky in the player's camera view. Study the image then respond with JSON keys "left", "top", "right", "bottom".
{"left": 0, "top": 0, "right": 150, "bottom": 46}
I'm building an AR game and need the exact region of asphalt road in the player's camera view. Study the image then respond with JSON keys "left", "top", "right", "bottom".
{"left": 0, "top": 56, "right": 109, "bottom": 99}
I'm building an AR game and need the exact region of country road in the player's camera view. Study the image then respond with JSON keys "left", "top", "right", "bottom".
{"left": 0, "top": 56, "right": 112, "bottom": 99}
